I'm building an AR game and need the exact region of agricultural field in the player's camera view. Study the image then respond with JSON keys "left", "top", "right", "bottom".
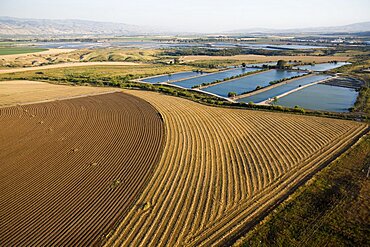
{"left": 105, "top": 90, "right": 367, "bottom": 246}
{"left": 0, "top": 48, "right": 75, "bottom": 63}
{"left": 0, "top": 47, "right": 47, "bottom": 55}
{"left": 0, "top": 92, "right": 165, "bottom": 245}
{"left": 1, "top": 1, "right": 369, "bottom": 246}
{"left": 235, "top": 133, "right": 370, "bottom": 247}
{"left": 0, "top": 62, "right": 141, "bottom": 74}
{"left": 0, "top": 48, "right": 162, "bottom": 68}
{"left": 0, "top": 80, "right": 117, "bottom": 107}
{"left": 0, "top": 41, "right": 368, "bottom": 247}
{"left": 0, "top": 64, "right": 197, "bottom": 83}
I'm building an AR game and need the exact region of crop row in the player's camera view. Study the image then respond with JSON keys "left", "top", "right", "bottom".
{"left": 106, "top": 90, "right": 367, "bottom": 247}
{"left": 0, "top": 92, "right": 165, "bottom": 246}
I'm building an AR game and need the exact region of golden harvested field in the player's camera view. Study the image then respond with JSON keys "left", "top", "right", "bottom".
{"left": 0, "top": 48, "right": 159, "bottom": 68}
{"left": 106, "top": 90, "right": 367, "bottom": 247}
{"left": 0, "top": 65, "right": 196, "bottom": 83}
{"left": 0, "top": 80, "right": 117, "bottom": 107}
{"left": 0, "top": 92, "right": 165, "bottom": 246}
{"left": 181, "top": 54, "right": 350, "bottom": 63}
{"left": 0, "top": 61, "right": 141, "bottom": 74}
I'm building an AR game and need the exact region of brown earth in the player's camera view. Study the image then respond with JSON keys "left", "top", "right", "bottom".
{"left": 0, "top": 92, "right": 165, "bottom": 246}
{"left": 106, "top": 90, "right": 367, "bottom": 247}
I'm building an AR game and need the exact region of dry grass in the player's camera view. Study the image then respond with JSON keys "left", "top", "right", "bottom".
{"left": 0, "top": 80, "right": 117, "bottom": 107}
{"left": 106, "top": 90, "right": 366, "bottom": 246}
{"left": 0, "top": 65, "right": 196, "bottom": 83}
{"left": 0, "top": 48, "right": 160, "bottom": 68}
{"left": 0, "top": 62, "right": 141, "bottom": 74}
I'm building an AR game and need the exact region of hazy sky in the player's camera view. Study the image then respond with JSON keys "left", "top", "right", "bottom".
{"left": 1, "top": 0, "right": 369, "bottom": 32}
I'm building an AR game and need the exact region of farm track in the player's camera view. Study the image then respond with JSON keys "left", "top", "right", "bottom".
{"left": 0, "top": 92, "right": 165, "bottom": 246}
{"left": 106, "top": 90, "right": 367, "bottom": 247}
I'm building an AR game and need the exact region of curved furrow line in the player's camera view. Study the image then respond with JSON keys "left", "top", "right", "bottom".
{"left": 187, "top": 124, "right": 367, "bottom": 246}
{"left": 105, "top": 90, "right": 366, "bottom": 247}
{"left": 145, "top": 105, "right": 205, "bottom": 246}
{"left": 197, "top": 124, "right": 366, "bottom": 245}
{"left": 164, "top": 109, "right": 216, "bottom": 246}
{"left": 0, "top": 92, "right": 165, "bottom": 246}
{"left": 123, "top": 109, "right": 188, "bottom": 246}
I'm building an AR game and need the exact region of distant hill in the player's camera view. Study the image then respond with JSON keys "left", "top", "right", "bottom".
{"left": 1, "top": 16, "right": 369, "bottom": 37}
{"left": 0, "top": 16, "right": 154, "bottom": 36}
{"left": 227, "top": 21, "right": 370, "bottom": 34}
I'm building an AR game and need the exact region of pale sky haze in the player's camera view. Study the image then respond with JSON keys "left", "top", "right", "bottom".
{"left": 1, "top": 0, "right": 369, "bottom": 32}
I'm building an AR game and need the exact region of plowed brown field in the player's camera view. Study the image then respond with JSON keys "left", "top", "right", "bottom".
{"left": 106, "top": 91, "right": 367, "bottom": 247}
{"left": 0, "top": 92, "right": 165, "bottom": 246}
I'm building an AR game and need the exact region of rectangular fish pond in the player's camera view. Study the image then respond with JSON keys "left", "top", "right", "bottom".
{"left": 203, "top": 69, "right": 307, "bottom": 98}
{"left": 293, "top": 62, "right": 350, "bottom": 72}
{"left": 276, "top": 84, "right": 358, "bottom": 112}
{"left": 238, "top": 75, "right": 332, "bottom": 104}
{"left": 172, "top": 67, "right": 261, "bottom": 89}
{"left": 141, "top": 71, "right": 205, "bottom": 84}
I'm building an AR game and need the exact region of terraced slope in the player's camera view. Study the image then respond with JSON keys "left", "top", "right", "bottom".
{"left": 107, "top": 90, "right": 367, "bottom": 247}
{"left": 0, "top": 92, "right": 165, "bottom": 246}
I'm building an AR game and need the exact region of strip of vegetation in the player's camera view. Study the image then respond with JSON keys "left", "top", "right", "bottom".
{"left": 191, "top": 69, "right": 268, "bottom": 89}
{"left": 352, "top": 87, "right": 369, "bottom": 113}
{"left": 185, "top": 60, "right": 243, "bottom": 69}
{"left": 268, "top": 73, "right": 309, "bottom": 85}
{"left": 233, "top": 132, "right": 370, "bottom": 247}
{"left": 330, "top": 57, "right": 370, "bottom": 115}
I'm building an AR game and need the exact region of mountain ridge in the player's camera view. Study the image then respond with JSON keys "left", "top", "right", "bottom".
{"left": 225, "top": 21, "right": 370, "bottom": 34}
{"left": 0, "top": 16, "right": 155, "bottom": 36}
{"left": 1, "top": 16, "right": 369, "bottom": 36}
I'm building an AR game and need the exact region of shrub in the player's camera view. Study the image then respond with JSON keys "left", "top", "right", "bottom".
{"left": 228, "top": 92, "right": 237, "bottom": 97}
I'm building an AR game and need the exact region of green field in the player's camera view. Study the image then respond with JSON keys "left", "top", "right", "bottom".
{"left": 234, "top": 133, "right": 370, "bottom": 247}
{"left": 0, "top": 47, "right": 47, "bottom": 55}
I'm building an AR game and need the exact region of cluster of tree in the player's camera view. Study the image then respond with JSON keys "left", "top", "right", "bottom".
{"left": 228, "top": 92, "right": 237, "bottom": 97}
{"left": 276, "top": 60, "right": 293, "bottom": 69}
